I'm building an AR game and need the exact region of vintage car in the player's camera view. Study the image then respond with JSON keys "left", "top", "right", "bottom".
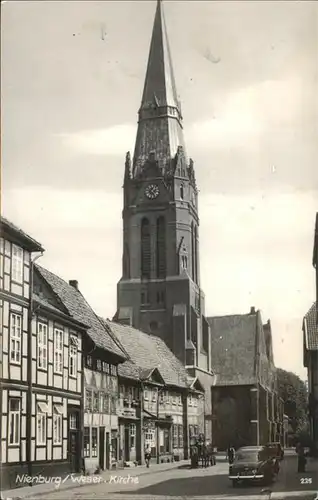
{"left": 229, "top": 446, "right": 277, "bottom": 487}
{"left": 265, "top": 442, "right": 284, "bottom": 461}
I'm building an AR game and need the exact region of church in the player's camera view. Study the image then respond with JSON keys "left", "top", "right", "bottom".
{"left": 113, "top": 0, "right": 282, "bottom": 448}
{"left": 113, "top": 0, "right": 214, "bottom": 440}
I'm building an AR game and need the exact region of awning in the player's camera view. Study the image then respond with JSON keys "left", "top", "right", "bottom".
{"left": 37, "top": 402, "right": 49, "bottom": 413}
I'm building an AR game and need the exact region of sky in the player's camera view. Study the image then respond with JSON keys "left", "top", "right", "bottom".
{"left": 2, "top": 1, "right": 318, "bottom": 379}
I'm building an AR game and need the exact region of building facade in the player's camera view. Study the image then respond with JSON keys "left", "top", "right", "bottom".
{"left": 208, "top": 308, "right": 283, "bottom": 449}
{"left": 103, "top": 319, "right": 205, "bottom": 465}
{"left": 0, "top": 218, "right": 87, "bottom": 489}
{"left": 34, "top": 266, "right": 128, "bottom": 474}
{"left": 303, "top": 302, "right": 318, "bottom": 451}
{"left": 114, "top": 0, "right": 214, "bottom": 440}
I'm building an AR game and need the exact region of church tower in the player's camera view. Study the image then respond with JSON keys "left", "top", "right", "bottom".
{"left": 115, "top": 1, "right": 214, "bottom": 435}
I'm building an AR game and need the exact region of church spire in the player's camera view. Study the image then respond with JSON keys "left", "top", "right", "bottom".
{"left": 140, "top": 0, "right": 180, "bottom": 113}
{"left": 132, "top": 0, "right": 186, "bottom": 176}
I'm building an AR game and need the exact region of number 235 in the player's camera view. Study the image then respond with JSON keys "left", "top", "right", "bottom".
{"left": 300, "top": 478, "right": 312, "bottom": 484}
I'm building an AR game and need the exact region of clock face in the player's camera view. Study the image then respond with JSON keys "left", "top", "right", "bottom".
{"left": 145, "top": 184, "right": 159, "bottom": 199}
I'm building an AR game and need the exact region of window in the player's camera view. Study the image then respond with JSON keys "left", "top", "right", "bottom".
{"left": 96, "top": 359, "right": 102, "bottom": 371}
{"left": 53, "top": 405, "right": 63, "bottom": 444}
{"left": 188, "top": 394, "right": 193, "bottom": 406}
{"left": 194, "top": 425, "right": 199, "bottom": 436}
{"left": 93, "top": 392, "right": 99, "bottom": 412}
{"left": 141, "top": 218, "right": 151, "bottom": 279}
{"left": 103, "top": 394, "right": 110, "bottom": 414}
{"left": 86, "top": 356, "right": 92, "bottom": 368}
{"left": 181, "top": 255, "right": 188, "bottom": 269}
{"left": 110, "top": 396, "right": 117, "bottom": 414}
{"left": 178, "top": 395, "right": 182, "bottom": 406}
{"left": 144, "top": 389, "right": 149, "bottom": 400}
{"left": 156, "top": 216, "right": 166, "bottom": 278}
{"left": 36, "top": 402, "right": 48, "bottom": 445}
{"left": 108, "top": 377, "right": 113, "bottom": 392}
{"left": 69, "top": 413, "right": 77, "bottom": 430}
{"left": 85, "top": 389, "right": 92, "bottom": 411}
{"left": 141, "top": 291, "right": 149, "bottom": 305}
{"left": 84, "top": 427, "right": 90, "bottom": 457}
{"left": 152, "top": 390, "right": 157, "bottom": 402}
{"left": 111, "top": 365, "right": 117, "bottom": 376}
{"left": 112, "top": 377, "right": 118, "bottom": 393}
{"left": 69, "top": 343, "right": 77, "bottom": 377}
{"left": 180, "top": 185, "right": 184, "bottom": 200}
{"left": 10, "top": 313, "right": 21, "bottom": 364}
{"left": 92, "top": 427, "right": 98, "bottom": 457}
{"left": 9, "top": 398, "right": 20, "bottom": 445}
{"left": 172, "top": 394, "right": 177, "bottom": 405}
{"left": 172, "top": 424, "right": 178, "bottom": 448}
{"left": 12, "top": 244, "right": 23, "bottom": 283}
{"left": 37, "top": 322, "right": 48, "bottom": 370}
{"left": 178, "top": 424, "right": 184, "bottom": 448}
{"left": 130, "top": 424, "right": 136, "bottom": 449}
{"left": 160, "top": 391, "right": 165, "bottom": 404}
{"left": 102, "top": 362, "right": 109, "bottom": 373}
{"left": 164, "top": 428, "right": 170, "bottom": 453}
{"left": 54, "top": 328, "right": 63, "bottom": 373}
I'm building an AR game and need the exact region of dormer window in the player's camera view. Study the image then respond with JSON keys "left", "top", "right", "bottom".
{"left": 180, "top": 185, "right": 184, "bottom": 200}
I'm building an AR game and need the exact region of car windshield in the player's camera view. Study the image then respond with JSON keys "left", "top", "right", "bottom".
{"left": 235, "top": 452, "right": 258, "bottom": 462}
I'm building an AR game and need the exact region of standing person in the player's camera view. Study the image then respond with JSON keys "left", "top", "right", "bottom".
{"left": 297, "top": 443, "right": 306, "bottom": 473}
{"left": 228, "top": 445, "right": 235, "bottom": 465}
{"left": 145, "top": 445, "right": 151, "bottom": 468}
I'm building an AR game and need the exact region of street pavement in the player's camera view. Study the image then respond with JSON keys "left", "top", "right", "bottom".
{"left": 2, "top": 452, "right": 318, "bottom": 500}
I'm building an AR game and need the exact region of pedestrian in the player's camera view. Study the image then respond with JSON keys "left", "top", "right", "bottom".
{"left": 145, "top": 445, "right": 151, "bottom": 468}
{"left": 296, "top": 443, "right": 306, "bottom": 473}
{"left": 228, "top": 445, "right": 235, "bottom": 465}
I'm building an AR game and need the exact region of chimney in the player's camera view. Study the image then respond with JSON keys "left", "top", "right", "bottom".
{"left": 250, "top": 306, "right": 256, "bottom": 314}
{"left": 69, "top": 280, "right": 78, "bottom": 290}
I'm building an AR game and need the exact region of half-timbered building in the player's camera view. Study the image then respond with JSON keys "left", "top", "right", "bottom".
{"left": 34, "top": 267, "right": 128, "bottom": 474}
{"left": 100, "top": 319, "right": 204, "bottom": 465}
{"left": 0, "top": 217, "right": 44, "bottom": 489}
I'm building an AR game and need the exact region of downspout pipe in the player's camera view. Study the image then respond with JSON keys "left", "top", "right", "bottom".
{"left": 27, "top": 252, "right": 43, "bottom": 481}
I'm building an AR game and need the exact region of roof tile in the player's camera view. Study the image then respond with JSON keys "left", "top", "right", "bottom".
{"left": 35, "top": 265, "right": 126, "bottom": 359}
{"left": 101, "top": 319, "right": 189, "bottom": 388}
{"left": 304, "top": 302, "right": 318, "bottom": 350}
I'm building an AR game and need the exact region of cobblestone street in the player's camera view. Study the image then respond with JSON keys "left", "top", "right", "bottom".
{"left": 6, "top": 453, "right": 317, "bottom": 500}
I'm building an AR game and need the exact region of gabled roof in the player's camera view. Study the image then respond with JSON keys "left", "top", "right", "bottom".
{"left": 207, "top": 311, "right": 258, "bottom": 386}
{"left": 139, "top": 367, "right": 165, "bottom": 385}
{"left": 303, "top": 302, "right": 318, "bottom": 351}
{"left": 35, "top": 265, "right": 127, "bottom": 360}
{"left": 1, "top": 216, "right": 44, "bottom": 252}
{"left": 100, "top": 318, "right": 189, "bottom": 388}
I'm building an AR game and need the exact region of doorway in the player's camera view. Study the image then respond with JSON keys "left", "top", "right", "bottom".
{"left": 99, "top": 427, "right": 105, "bottom": 470}
{"left": 106, "top": 432, "right": 110, "bottom": 469}
{"left": 68, "top": 409, "right": 80, "bottom": 473}
{"left": 124, "top": 425, "right": 130, "bottom": 462}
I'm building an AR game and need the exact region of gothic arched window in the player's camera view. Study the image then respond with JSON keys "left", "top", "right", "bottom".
{"left": 191, "top": 222, "right": 195, "bottom": 281}
{"left": 156, "top": 216, "right": 166, "bottom": 278}
{"left": 141, "top": 218, "right": 151, "bottom": 279}
{"left": 180, "top": 185, "right": 184, "bottom": 200}
{"left": 194, "top": 225, "right": 198, "bottom": 284}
